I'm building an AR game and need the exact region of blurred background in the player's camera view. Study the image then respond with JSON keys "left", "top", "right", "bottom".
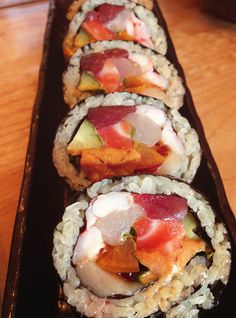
{"left": 0, "top": 0, "right": 236, "bottom": 314}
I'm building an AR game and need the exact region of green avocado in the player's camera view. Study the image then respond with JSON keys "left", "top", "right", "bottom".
{"left": 74, "top": 29, "right": 91, "bottom": 48}
{"left": 183, "top": 212, "right": 199, "bottom": 239}
{"left": 78, "top": 72, "right": 101, "bottom": 91}
{"left": 67, "top": 119, "right": 102, "bottom": 155}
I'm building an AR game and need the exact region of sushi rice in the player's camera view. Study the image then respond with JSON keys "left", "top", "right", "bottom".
{"left": 52, "top": 92, "right": 201, "bottom": 191}
{"left": 52, "top": 175, "right": 231, "bottom": 318}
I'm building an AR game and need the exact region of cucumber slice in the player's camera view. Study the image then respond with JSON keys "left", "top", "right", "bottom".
{"left": 183, "top": 212, "right": 199, "bottom": 239}
{"left": 78, "top": 72, "right": 101, "bottom": 91}
{"left": 74, "top": 29, "right": 91, "bottom": 48}
{"left": 67, "top": 119, "right": 102, "bottom": 155}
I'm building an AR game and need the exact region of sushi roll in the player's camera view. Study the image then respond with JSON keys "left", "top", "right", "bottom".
{"left": 63, "top": 41, "right": 185, "bottom": 109}
{"left": 53, "top": 92, "right": 200, "bottom": 191}
{"left": 52, "top": 175, "right": 231, "bottom": 318}
{"left": 66, "top": 0, "right": 154, "bottom": 21}
{"left": 63, "top": 0, "right": 167, "bottom": 58}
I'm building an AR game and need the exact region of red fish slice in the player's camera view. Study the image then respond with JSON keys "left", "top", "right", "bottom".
{"left": 98, "top": 124, "right": 133, "bottom": 149}
{"left": 134, "top": 217, "right": 184, "bottom": 252}
{"left": 87, "top": 106, "right": 135, "bottom": 129}
{"left": 132, "top": 194, "right": 187, "bottom": 221}
{"left": 80, "top": 52, "right": 108, "bottom": 75}
{"left": 82, "top": 20, "right": 116, "bottom": 41}
{"left": 86, "top": 4, "right": 124, "bottom": 24}
{"left": 87, "top": 106, "right": 136, "bottom": 149}
{"left": 105, "top": 48, "right": 128, "bottom": 59}
{"left": 132, "top": 194, "right": 187, "bottom": 252}
{"left": 80, "top": 49, "right": 129, "bottom": 79}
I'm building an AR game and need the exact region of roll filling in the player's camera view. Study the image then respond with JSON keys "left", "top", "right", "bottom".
{"left": 53, "top": 93, "right": 201, "bottom": 190}
{"left": 63, "top": 41, "right": 185, "bottom": 108}
{"left": 78, "top": 48, "right": 169, "bottom": 95}
{"left": 67, "top": 105, "right": 184, "bottom": 182}
{"left": 71, "top": 4, "right": 153, "bottom": 53}
{"left": 64, "top": 0, "right": 167, "bottom": 58}
{"left": 73, "top": 191, "right": 206, "bottom": 298}
{"left": 52, "top": 175, "right": 231, "bottom": 318}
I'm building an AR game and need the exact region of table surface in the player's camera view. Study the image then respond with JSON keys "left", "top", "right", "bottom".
{"left": 0, "top": 0, "right": 236, "bottom": 311}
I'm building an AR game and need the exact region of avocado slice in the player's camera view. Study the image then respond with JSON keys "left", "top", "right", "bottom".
{"left": 78, "top": 72, "right": 101, "bottom": 91}
{"left": 183, "top": 212, "right": 199, "bottom": 239}
{"left": 67, "top": 119, "right": 102, "bottom": 155}
{"left": 74, "top": 29, "right": 91, "bottom": 48}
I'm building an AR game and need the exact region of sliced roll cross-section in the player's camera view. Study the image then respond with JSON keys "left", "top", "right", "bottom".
{"left": 53, "top": 93, "right": 200, "bottom": 191}
{"left": 64, "top": 0, "right": 167, "bottom": 58}
{"left": 63, "top": 41, "right": 185, "bottom": 109}
{"left": 52, "top": 175, "right": 231, "bottom": 318}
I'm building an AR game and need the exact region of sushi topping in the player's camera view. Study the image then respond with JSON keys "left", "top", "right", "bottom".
{"left": 133, "top": 194, "right": 187, "bottom": 253}
{"left": 87, "top": 105, "right": 135, "bottom": 129}
{"left": 86, "top": 4, "right": 124, "bottom": 25}
{"left": 80, "top": 49, "right": 128, "bottom": 76}
{"left": 67, "top": 105, "right": 185, "bottom": 182}
{"left": 76, "top": 260, "right": 142, "bottom": 298}
{"left": 132, "top": 194, "right": 188, "bottom": 220}
{"left": 72, "top": 226, "right": 105, "bottom": 263}
{"left": 74, "top": 4, "right": 154, "bottom": 51}
{"left": 134, "top": 218, "right": 185, "bottom": 252}
{"left": 95, "top": 238, "right": 139, "bottom": 273}
{"left": 97, "top": 123, "right": 134, "bottom": 149}
{"left": 79, "top": 144, "right": 165, "bottom": 182}
{"left": 73, "top": 192, "right": 206, "bottom": 298}
{"left": 79, "top": 49, "right": 169, "bottom": 96}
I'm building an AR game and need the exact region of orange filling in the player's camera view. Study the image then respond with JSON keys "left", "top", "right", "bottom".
{"left": 136, "top": 237, "right": 205, "bottom": 278}
{"left": 124, "top": 76, "right": 166, "bottom": 94}
{"left": 80, "top": 143, "right": 167, "bottom": 182}
{"left": 81, "top": 24, "right": 134, "bottom": 43}
{"left": 79, "top": 24, "right": 134, "bottom": 47}
{"left": 95, "top": 235, "right": 205, "bottom": 282}
{"left": 96, "top": 239, "right": 139, "bottom": 273}
{"left": 124, "top": 76, "right": 148, "bottom": 89}
{"left": 117, "top": 31, "right": 134, "bottom": 41}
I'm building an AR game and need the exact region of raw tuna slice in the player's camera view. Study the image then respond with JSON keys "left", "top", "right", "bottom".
{"left": 82, "top": 20, "right": 115, "bottom": 41}
{"left": 86, "top": 4, "right": 124, "bottom": 24}
{"left": 80, "top": 49, "right": 129, "bottom": 78}
{"left": 87, "top": 106, "right": 135, "bottom": 129}
{"left": 98, "top": 124, "right": 133, "bottom": 149}
{"left": 80, "top": 53, "right": 108, "bottom": 75}
{"left": 132, "top": 194, "right": 187, "bottom": 221}
{"left": 105, "top": 48, "right": 128, "bottom": 59}
{"left": 134, "top": 218, "right": 184, "bottom": 252}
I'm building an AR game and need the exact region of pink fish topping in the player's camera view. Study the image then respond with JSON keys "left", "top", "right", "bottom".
{"left": 80, "top": 52, "right": 106, "bottom": 75}
{"left": 132, "top": 194, "right": 188, "bottom": 221}
{"left": 79, "top": 49, "right": 169, "bottom": 96}
{"left": 80, "top": 49, "right": 129, "bottom": 77}
{"left": 85, "top": 4, "right": 124, "bottom": 24}
{"left": 134, "top": 218, "right": 185, "bottom": 252}
{"left": 87, "top": 106, "right": 135, "bottom": 129}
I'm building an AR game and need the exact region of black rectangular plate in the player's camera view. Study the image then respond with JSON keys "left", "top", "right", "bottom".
{"left": 2, "top": 1, "right": 236, "bottom": 317}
